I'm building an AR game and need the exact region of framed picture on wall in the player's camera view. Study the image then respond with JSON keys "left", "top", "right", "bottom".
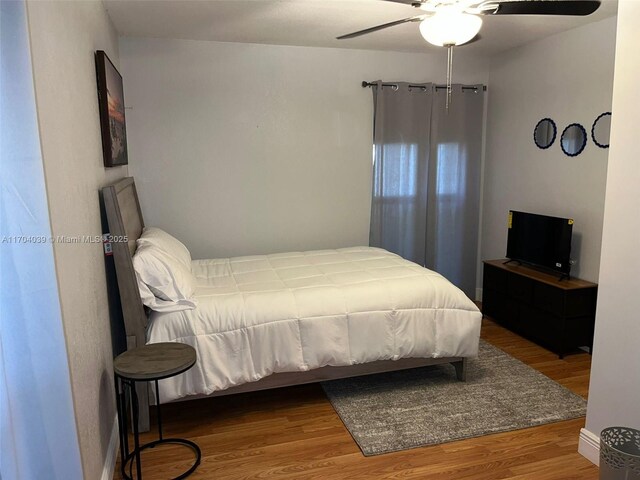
{"left": 95, "top": 50, "right": 128, "bottom": 167}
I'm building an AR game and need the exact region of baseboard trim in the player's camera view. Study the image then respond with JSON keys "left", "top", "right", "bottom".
{"left": 101, "top": 414, "right": 119, "bottom": 480}
{"left": 475, "top": 288, "right": 483, "bottom": 302}
{"left": 578, "top": 427, "right": 600, "bottom": 466}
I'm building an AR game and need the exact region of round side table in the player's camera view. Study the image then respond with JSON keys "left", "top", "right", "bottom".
{"left": 114, "top": 342, "right": 201, "bottom": 480}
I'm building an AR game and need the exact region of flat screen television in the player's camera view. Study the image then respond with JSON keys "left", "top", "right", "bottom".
{"left": 506, "top": 210, "right": 573, "bottom": 276}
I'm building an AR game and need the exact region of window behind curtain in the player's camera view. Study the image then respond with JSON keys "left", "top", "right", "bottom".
{"left": 369, "top": 82, "right": 433, "bottom": 267}
{"left": 369, "top": 83, "right": 484, "bottom": 298}
{"left": 371, "top": 143, "right": 421, "bottom": 260}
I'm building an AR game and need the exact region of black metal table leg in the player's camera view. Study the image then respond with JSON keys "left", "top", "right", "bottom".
{"left": 114, "top": 343, "right": 200, "bottom": 480}
{"left": 155, "top": 379, "right": 163, "bottom": 441}
{"left": 115, "top": 375, "right": 128, "bottom": 468}
{"left": 117, "top": 377, "right": 201, "bottom": 480}
{"left": 131, "top": 379, "right": 143, "bottom": 480}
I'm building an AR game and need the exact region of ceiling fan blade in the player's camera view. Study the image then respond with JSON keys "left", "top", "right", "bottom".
{"left": 382, "top": 0, "right": 425, "bottom": 6}
{"left": 337, "top": 15, "right": 426, "bottom": 40}
{"left": 478, "top": 0, "right": 601, "bottom": 16}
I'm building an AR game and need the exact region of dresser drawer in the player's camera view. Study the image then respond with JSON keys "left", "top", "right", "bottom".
{"left": 533, "top": 282, "right": 565, "bottom": 316}
{"left": 483, "top": 263, "right": 507, "bottom": 294}
{"left": 483, "top": 288, "right": 519, "bottom": 326}
{"left": 565, "top": 288, "right": 597, "bottom": 317}
{"left": 507, "top": 273, "right": 533, "bottom": 303}
{"left": 481, "top": 259, "right": 597, "bottom": 358}
{"left": 520, "top": 305, "right": 565, "bottom": 350}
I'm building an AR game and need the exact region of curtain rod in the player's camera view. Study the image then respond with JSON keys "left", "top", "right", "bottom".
{"left": 361, "top": 81, "right": 487, "bottom": 91}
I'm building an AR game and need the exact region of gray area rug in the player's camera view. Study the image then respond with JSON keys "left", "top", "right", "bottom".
{"left": 321, "top": 340, "right": 586, "bottom": 456}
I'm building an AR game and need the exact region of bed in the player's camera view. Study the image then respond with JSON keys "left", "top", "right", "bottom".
{"left": 103, "top": 177, "right": 482, "bottom": 431}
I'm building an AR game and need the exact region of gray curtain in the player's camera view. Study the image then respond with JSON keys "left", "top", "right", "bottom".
{"left": 369, "top": 82, "right": 485, "bottom": 297}
{"left": 370, "top": 82, "right": 433, "bottom": 266}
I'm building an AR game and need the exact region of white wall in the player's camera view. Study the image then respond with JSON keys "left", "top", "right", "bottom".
{"left": 26, "top": 1, "right": 126, "bottom": 478}
{"left": 581, "top": 1, "right": 640, "bottom": 462}
{"left": 481, "top": 18, "right": 616, "bottom": 285}
{"left": 120, "top": 38, "right": 489, "bottom": 259}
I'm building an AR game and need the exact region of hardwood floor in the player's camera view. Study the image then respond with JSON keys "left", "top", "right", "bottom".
{"left": 114, "top": 318, "right": 597, "bottom": 479}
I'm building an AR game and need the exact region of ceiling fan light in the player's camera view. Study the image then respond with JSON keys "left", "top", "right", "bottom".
{"left": 419, "top": 12, "right": 482, "bottom": 47}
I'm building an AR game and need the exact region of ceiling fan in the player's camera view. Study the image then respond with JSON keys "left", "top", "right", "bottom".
{"left": 338, "top": 0, "right": 601, "bottom": 108}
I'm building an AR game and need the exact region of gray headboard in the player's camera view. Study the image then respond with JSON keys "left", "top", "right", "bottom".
{"left": 102, "top": 177, "right": 147, "bottom": 351}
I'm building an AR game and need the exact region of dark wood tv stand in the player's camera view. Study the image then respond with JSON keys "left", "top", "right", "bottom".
{"left": 482, "top": 259, "right": 597, "bottom": 358}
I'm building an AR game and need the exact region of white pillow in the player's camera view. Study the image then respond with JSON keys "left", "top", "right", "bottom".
{"left": 137, "top": 227, "right": 192, "bottom": 270}
{"left": 137, "top": 282, "right": 196, "bottom": 313}
{"left": 133, "top": 244, "right": 197, "bottom": 312}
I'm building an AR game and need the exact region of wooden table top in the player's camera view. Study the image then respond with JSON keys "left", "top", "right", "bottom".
{"left": 483, "top": 259, "right": 597, "bottom": 290}
{"left": 114, "top": 342, "right": 196, "bottom": 381}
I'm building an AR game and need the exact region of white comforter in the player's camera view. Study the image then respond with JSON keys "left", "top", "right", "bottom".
{"left": 147, "top": 247, "right": 481, "bottom": 403}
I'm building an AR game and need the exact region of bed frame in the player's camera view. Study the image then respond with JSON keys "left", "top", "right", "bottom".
{"left": 103, "top": 177, "right": 468, "bottom": 432}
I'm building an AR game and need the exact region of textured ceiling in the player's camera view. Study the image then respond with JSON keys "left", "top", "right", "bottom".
{"left": 104, "top": 0, "right": 617, "bottom": 56}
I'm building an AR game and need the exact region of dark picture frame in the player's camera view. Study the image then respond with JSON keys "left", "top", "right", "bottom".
{"left": 96, "top": 50, "right": 128, "bottom": 167}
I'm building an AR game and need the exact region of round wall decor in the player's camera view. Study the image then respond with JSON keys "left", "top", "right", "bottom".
{"left": 533, "top": 118, "right": 557, "bottom": 149}
{"left": 591, "top": 112, "right": 612, "bottom": 149}
{"left": 560, "top": 123, "right": 587, "bottom": 157}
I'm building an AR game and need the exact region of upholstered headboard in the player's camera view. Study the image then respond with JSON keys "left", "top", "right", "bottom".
{"left": 102, "top": 177, "right": 147, "bottom": 351}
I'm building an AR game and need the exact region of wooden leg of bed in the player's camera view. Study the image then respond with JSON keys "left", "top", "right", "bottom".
{"left": 452, "top": 358, "right": 467, "bottom": 382}
{"left": 136, "top": 382, "right": 150, "bottom": 432}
